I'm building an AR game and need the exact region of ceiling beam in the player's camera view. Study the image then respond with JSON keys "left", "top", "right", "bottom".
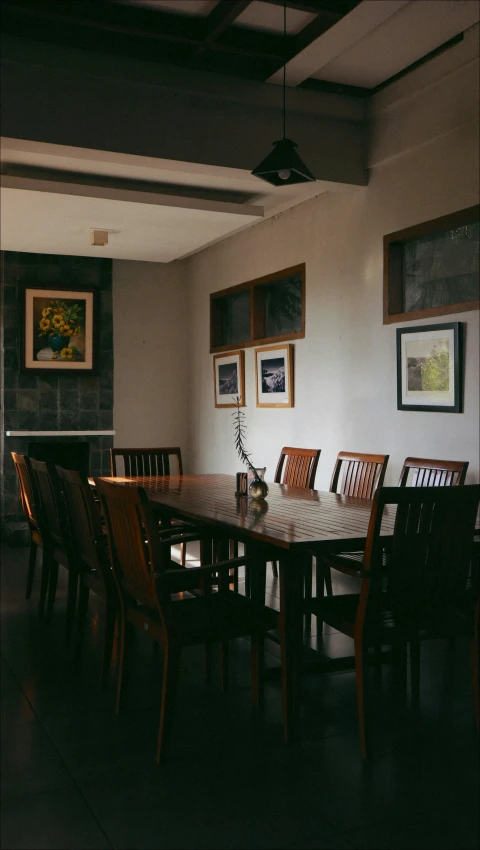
{"left": 195, "top": 0, "right": 253, "bottom": 58}
{"left": 201, "top": 0, "right": 252, "bottom": 45}
{"left": 0, "top": 0, "right": 285, "bottom": 63}
{"left": 260, "top": 0, "right": 342, "bottom": 19}
{"left": 258, "top": 1, "right": 362, "bottom": 80}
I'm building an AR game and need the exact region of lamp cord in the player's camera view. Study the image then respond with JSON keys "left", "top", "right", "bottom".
{"left": 283, "top": 0, "right": 286, "bottom": 140}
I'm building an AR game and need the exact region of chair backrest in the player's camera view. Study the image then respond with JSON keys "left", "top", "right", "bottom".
{"left": 55, "top": 465, "right": 109, "bottom": 581}
{"left": 398, "top": 457, "right": 468, "bottom": 488}
{"left": 110, "top": 447, "right": 183, "bottom": 478}
{"left": 330, "top": 452, "right": 389, "bottom": 500}
{"left": 94, "top": 477, "right": 173, "bottom": 623}
{"left": 29, "top": 458, "right": 67, "bottom": 553}
{"left": 274, "top": 447, "right": 321, "bottom": 489}
{"left": 359, "top": 485, "right": 480, "bottom": 632}
{"left": 11, "top": 451, "right": 41, "bottom": 532}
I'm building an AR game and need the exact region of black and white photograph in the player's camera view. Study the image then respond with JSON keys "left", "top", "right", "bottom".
{"left": 213, "top": 350, "right": 245, "bottom": 407}
{"left": 255, "top": 344, "right": 294, "bottom": 408}
{"left": 396, "top": 322, "right": 462, "bottom": 412}
{"left": 261, "top": 356, "right": 285, "bottom": 393}
{"left": 218, "top": 361, "right": 238, "bottom": 395}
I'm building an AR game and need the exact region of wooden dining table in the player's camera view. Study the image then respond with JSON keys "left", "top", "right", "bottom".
{"left": 96, "top": 472, "right": 397, "bottom": 743}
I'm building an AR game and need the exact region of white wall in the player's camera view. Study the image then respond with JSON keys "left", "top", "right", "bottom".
{"left": 183, "top": 37, "right": 480, "bottom": 487}
{"left": 112, "top": 259, "right": 189, "bottom": 456}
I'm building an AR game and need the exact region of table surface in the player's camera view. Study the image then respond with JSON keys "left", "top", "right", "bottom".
{"left": 95, "top": 473, "right": 397, "bottom": 552}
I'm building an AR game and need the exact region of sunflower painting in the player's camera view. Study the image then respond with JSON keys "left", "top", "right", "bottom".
{"left": 22, "top": 287, "right": 97, "bottom": 373}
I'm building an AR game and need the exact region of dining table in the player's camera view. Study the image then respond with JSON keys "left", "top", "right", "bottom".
{"left": 95, "top": 472, "right": 401, "bottom": 742}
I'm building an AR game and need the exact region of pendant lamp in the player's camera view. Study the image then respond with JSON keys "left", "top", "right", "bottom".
{"left": 251, "top": 1, "right": 315, "bottom": 186}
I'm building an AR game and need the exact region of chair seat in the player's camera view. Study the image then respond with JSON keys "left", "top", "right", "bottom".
{"left": 317, "top": 549, "right": 388, "bottom": 578}
{"left": 127, "top": 590, "right": 277, "bottom": 646}
{"left": 307, "top": 592, "right": 476, "bottom": 642}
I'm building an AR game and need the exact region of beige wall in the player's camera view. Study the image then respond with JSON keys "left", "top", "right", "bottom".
{"left": 112, "top": 259, "right": 189, "bottom": 455}
{"left": 112, "top": 31, "right": 479, "bottom": 486}
{"left": 183, "top": 36, "right": 479, "bottom": 487}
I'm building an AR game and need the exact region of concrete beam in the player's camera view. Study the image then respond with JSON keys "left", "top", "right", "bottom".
{"left": 1, "top": 35, "right": 368, "bottom": 187}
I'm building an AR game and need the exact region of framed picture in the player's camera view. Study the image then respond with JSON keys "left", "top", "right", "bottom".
{"left": 396, "top": 322, "right": 462, "bottom": 412}
{"left": 255, "top": 343, "right": 294, "bottom": 408}
{"left": 21, "top": 286, "right": 98, "bottom": 374}
{"left": 213, "top": 350, "right": 245, "bottom": 407}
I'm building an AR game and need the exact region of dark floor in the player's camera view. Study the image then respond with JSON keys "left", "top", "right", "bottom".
{"left": 1, "top": 540, "right": 479, "bottom": 850}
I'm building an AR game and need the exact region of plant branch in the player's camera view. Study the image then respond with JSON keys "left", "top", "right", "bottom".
{"left": 232, "top": 397, "right": 260, "bottom": 480}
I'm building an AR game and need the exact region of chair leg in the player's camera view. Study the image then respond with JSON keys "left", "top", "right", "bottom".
{"left": 26, "top": 540, "right": 37, "bottom": 599}
{"left": 472, "top": 632, "right": 479, "bottom": 732}
{"left": 179, "top": 541, "right": 186, "bottom": 567}
{"left": 220, "top": 639, "right": 229, "bottom": 694}
{"left": 45, "top": 560, "right": 59, "bottom": 622}
{"left": 38, "top": 549, "right": 51, "bottom": 618}
{"left": 72, "top": 581, "right": 90, "bottom": 663}
{"left": 410, "top": 637, "right": 421, "bottom": 708}
{"left": 156, "top": 643, "right": 181, "bottom": 764}
{"left": 354, "top": 638, "right": 367, "bottom": 759}
{"left": 314, "top": 557, "right": 326, "bottom": 634}
{"left": 115, "top": 611, "right": 127, "bottom": 715}
{"left": 100, "top": 602, "right": 117, "bottom": 692}
{"left": 304, "top": 558, "right": 312, "bottom": 632}
{"left": 66, "top": 570, "right": 79, "bottom": 645}
{"left": 229, "top": 539, "right": 239, "bottom": 592}
{"left": 324, "top": 564, "right": 333, "bottom": 597}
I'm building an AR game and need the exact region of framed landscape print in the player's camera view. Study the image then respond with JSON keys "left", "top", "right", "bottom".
{"left": 396, "top": 322, "right": 462, "bottom": 412}
{"left": 21, "top": 286, "right": 98, "bottom": 374}
{"left": 255, "top": 344, "right": 294, "bottom": 408}
{"left": 213, "top": 350, "right": 245, "bottom": 407}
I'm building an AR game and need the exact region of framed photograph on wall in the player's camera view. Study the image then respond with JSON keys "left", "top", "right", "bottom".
{"left": 396, "top": 322, "right": 462, "bottom": 412}
{"left": 213, "top": 350, "right": 245, "bottom": 407}
{"left": 21, "top": 286, "right": 98, "bottom": 374}
{"left": 255, "top": 344, "right": 294, "bottom": 408}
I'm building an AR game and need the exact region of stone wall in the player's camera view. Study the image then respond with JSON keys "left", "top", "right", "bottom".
{"left": 1, "top": 251, "right": 114, "bottom": 522}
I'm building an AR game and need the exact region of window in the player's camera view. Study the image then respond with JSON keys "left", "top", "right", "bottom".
{"left": 383, "top": 206, "right": 479, "bottom": 324}
{"left": 210, "top": 264, "right": 305, "bottom": 353}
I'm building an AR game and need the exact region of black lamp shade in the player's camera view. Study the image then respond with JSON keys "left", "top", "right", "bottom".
{"left": 251, "top": 138, "right": 315, "bottom": 186}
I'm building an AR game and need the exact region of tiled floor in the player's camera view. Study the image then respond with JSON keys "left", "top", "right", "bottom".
{"left": 1, "top": 541, "right": 478, "bottom": 850}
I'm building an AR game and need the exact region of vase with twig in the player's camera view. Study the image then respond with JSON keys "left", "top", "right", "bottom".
{"left": 232, "top": 397, "right": 269, "bottom": 499}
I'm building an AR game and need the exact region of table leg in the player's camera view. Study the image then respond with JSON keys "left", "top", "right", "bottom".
{"left": 249, "top": 544, "right": 266, "bottom": 708}
{"left": 279, "top": 550, "right": 304, "bottom": 743}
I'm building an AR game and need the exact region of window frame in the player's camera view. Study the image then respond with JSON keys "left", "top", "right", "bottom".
{"left": 210, "top": 263, "right": 305, "bottom": 353}
{"left": 383, "top": 205, "right": 479, "bottom": 325}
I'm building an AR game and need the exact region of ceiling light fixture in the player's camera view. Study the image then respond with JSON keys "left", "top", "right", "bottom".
{"left": 251, "top": 1, "right": 315, "bottom": 187}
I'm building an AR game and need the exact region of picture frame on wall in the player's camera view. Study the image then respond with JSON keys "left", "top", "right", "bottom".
{"left": 255, "top": 343, "right": 294, "bottom": 408}
{"left": 213, "top": 350, "right": 245, "bottom": 407}
{"left": 21, "top": 286, "right": 98, "bottom": 375}
{"left": 396, "top": 322, "right": 462, "bottom": 413}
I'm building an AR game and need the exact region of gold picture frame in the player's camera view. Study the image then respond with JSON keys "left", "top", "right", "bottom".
{"left": 21, "top": 285, "right": 98, "bottom": 375}
{"left": 255, "top": 344, "right": 294, "bottom": 408}
{"left": 213, "top": 350, "right": 245, "bottom": 407}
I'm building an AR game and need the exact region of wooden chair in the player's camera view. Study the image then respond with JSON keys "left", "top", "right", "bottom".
{"left": 55, "top": 466, "right": 119, "bottom": 688}
{"left": 11, "top": 452, "right": 49, "bottom": 612}
{"left": 110, "top": 447, "right": 183, "bottom": 477}
{"left": 304, "top": 484, "right": 480, "bottom": 758}
{"left": 310, "top": 452, "right": 389, "bottom": 622}
{"left": 94, "top": 477, "right": 276, "bottom": 763}
{"left": 398, "top": 457, "right": 468, "bottom": 488}
{"left": 269, "top": 447, "right": 321, "bottom": 580}
{"left": 28, "top": 459, "right": 76, "bottom": 641}
{"left": 110, "top": 446, "right": 188, "bottom": 565}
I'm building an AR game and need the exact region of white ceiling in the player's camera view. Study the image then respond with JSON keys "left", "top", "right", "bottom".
{"left": 1, "top": 139, "right": 340, "bottom": 262}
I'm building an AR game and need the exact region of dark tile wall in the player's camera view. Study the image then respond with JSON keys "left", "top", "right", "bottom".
{"left": 1, "top": 251, "right": 114, "bottom": 522}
